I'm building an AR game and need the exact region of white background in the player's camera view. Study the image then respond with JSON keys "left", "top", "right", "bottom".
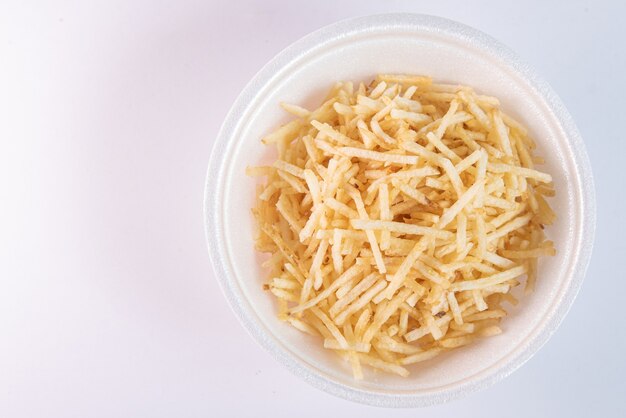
{"left": 1, "top": 1, "right": 624, "bottom": 417}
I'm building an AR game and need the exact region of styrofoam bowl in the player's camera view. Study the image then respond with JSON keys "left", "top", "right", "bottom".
{"left": 204, "top": 14, "right": 595, "bottom": 407}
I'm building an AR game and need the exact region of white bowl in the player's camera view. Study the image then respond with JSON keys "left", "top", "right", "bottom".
{"left": 204, "top": 14, "right": 595, "bottom": 407}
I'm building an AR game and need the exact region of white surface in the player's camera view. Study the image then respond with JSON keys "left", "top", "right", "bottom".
{"left": 207, "top": 14, "right": 594, "bottom": 407}
{"left": 0, "top": 0, "right": 623, "bottom": 416}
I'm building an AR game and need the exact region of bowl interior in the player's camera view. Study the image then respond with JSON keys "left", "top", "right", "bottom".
{"left": 211, "top": 17, "right": 586, "bottom": 402}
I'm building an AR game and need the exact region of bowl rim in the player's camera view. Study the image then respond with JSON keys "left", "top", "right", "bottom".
{"left": 204, "top": 13, "right": 596, "bottom": 407}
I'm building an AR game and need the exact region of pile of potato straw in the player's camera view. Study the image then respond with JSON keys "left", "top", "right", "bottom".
{"left": 249, "top": 74, "right": 556, "bottom": 379}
